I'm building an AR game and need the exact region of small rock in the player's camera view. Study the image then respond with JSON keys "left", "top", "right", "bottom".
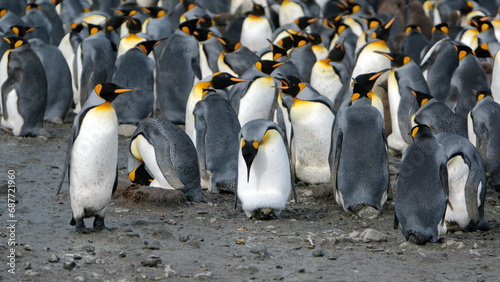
{"left": 141, "top": 258, "right": 162, "bottom": 267}
{"left": 164, "top": 265, "right": 176, "bottom": 278}
{"left": 302, "top": 190, "right": 313, "bottom": 197}
{"left": 143, "top": 241, "right": 162, "bottom": 250}
{"left": 95, "top": 259, "right": 105, "bottom": 265}
{"left": 119, "top": 251, "right": 126, "bottom": 258}
{"left": 82, "top": 245, "right": 95, "bottom": 253}
{"left": 356, "top": 206, "right": 379, "bottom": 219}
{"left": 193, "top": 271, "right": 213, "bottom": 280}
{"left": 210, "top": 218, "right": 216, "bottom": 223}
{"left": 74, "top": 276, "right": 85, "bottom": 282}
{"left": 348, "top": 231, "right": 360, "bottom": 239}
{"left": 25, "top": 270, "right": 39, "bottom": 276}
{"left": 25, "top": 262, "right": 32, "bottom": 270}
{"left": 63, "top": 261, "right": 77, "bottom": 270}
{"left": 73, "top": 254, "right": 82, "bottom": 260}
{"left": 469, "top": 250, "right": 481, "bottom": 257}
{"left": 24, "top": 245, "right": 33, "bottom": 251}
{"left": 48, "top": 254, "right": 60, "bottom": 263}
{"left": 235, "top": 239, "right": 246, "bottom": 245}
{"left": 312, "top": 249, "right": 325, "bottom": 257}
{"left": 249, "top": 245, "right": 270, "bottom": 258}
{"left": 179, "top": 235, "right": 190, "bottom": 242}
{"left": 360, "top": 229, "right": 387, "bottom": 243}
{"left": 473, "top": 243, "right": 479, "bottom": 249}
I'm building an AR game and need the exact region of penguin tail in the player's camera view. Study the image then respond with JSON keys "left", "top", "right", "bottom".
{"left": 405, "top": 230, "right": 433, "bottom": 245}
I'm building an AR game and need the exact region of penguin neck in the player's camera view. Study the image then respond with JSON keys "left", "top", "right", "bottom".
{"left": 96, "top": 101, "right": 114, "bottom": 111}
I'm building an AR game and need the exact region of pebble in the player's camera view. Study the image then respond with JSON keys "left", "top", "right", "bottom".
{"left": 63, "top": 261, "right": 77, "bottom": 270}
{"left": 25, "top": 270, "right": 39, "bottom": 276}
{"left": 249, "top": 245, "right": 270, "bottom": 258}
{"left": 193, "top": 271, "right": 213, "bottom": 280}
{"left": 164, "top": 265, "right": 177, "bottom": 278}
{"left": 25, "top": 262, "right": 32, "bottom": 270}
{"left": 356, "top": 206, "right": 380, "bottom": 219}
{"left": 48, "top": 254, "right": 60, "bottom": 263}
{"left": 119, "top": 251, "right": 126, "bottom": 258}
{"left": 141, "top": 258, "right": 163, "bottom": 267}
{"left": 179, "top": 235, "right": 190, "bottom": 242}
{"left": 81, "top": 245, "right": 95, "bottom": 253}
{"left": 74, "top": 276, "right": 85, "bottom": 282}
{"left": 469, "top": 250, "right": 481, "bottom": 257}
{"left": 442, "top": 240, "right": 465, "bottom": 250}
{"left": 360, "top": 229, "right": 388, "bottom": 242}
{"left": 312, "top": 249, "right": 325, "bottom": 257}
{"left": 143, "top": 241, "right": 162, "bottom": 250}
{"left": 24, "top": 244, "right": 33, "bottom": 251}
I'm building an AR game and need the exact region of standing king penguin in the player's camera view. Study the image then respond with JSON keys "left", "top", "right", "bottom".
{"left": 57, "top": 83, "right": 132, "bottom": 233}
{"left": 237, "top": 119, "right": 293, "bottom": 219}
{"left": 395, "top": 124, "right": 449, "bottom": 244}
{"left": 0, "top": 37, "right": 47, "bottom": 137}
{"left": 331, "top": 70, "right": 389, "bottom": 213}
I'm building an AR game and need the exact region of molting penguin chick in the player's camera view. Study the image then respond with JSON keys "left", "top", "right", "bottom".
{"left": 237, "top": 119, "right": 293, "bottom": 219}
{"left": 57, "top": 83, "right": 132, "bottom": 233}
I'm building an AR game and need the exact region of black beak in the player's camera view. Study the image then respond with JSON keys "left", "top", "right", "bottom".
{"left": 242, "top": 142, "right": 258, "bottom": 182}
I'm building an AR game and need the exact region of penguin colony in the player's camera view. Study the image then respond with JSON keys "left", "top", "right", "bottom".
{"left": 1, "top": 0, "right": 498, "bottom": 244}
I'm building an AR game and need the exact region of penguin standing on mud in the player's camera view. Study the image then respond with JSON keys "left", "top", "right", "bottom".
{"left": 194, "top": 89, "right": 241, "bottom": 194}
{"left": 57, "top": 83, "right": 132, "bottom": 233}
{"left": 0, "top": 36, "right": 47, "bottom": 137}
{"left": 237, "top": 119, "right": 293, "bottom": 219}
{"left": 395, "top": 124, "right": 449, "bottom": 245}
{"left": 331, "top": 70, "right": 389, "bottom": 214}
{"left": 127, "top": 117, "right": 205, "bottom": 202}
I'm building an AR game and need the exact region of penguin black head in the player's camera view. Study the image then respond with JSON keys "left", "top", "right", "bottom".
{"left": 125, "top": 17, "right": 142, "bottom": 34}
{"left": 136, "top": 40, "right": 161, "bottom": 55}
{"left": 473, "top": 90, "right": 493, "bottom": 102}
{"left": 256, "top": 60, "right": 286, "bottom": 75}
{"left": 306, "top": 33, "right": 323, "bottom": 45}
{"left": 334, "top": 23, "right": 350, "bottom": 36}
{"left": 249, "top": 2, "right": 265, "bottom": 17}
{"left": 372, "top": 17, "right": 396, "bottom": 41}
{"left": 142, "top": 7, "right": 167, "bottom": 19}
{"left": 25, "top": 3, "right": 41, "bottom": 12}
{"left": 475, "top": 43, "right": 492, "bottom": 58}
{"left": 327, "top": 41, "right": 345, "bottom": 62}
{"left": 431, "top": 23, "right": 449, "bottom": 36}
{"left": 106, "top": 14, "right": 127, "bottom": 32}
{"left": 87, "top": 24, "right": 103, "bottom": 36}
{"left": 196, "top": 15, "right": 215, "bottom": 29}
{"left": 179, "top": 19, "right": 200, "bottom": 35}
{"left": 404, "top": 25, "right": 422, "bottom": 34}
{"left": 193, "top": 28, "right": 212, "bottom": 42}
{"left": 266, "top": 40, "right": 288, "bottom": 60}
{"left": 9, "top": 25, "right": 36, "bottom": 37}
{"left": 70, "top": 22, "right": 84, "bottom": 33}
{"left": 452, "top": 43, "right": 474, "bottom": 61}
{"left": 351, "top": 69, "right": 389, "bottom": 102}
{"left": 410, "top": 124, "right": 433, "bottom": 140}
{"left": 3, "top": 36, "right": 29, "bottom": 49}
{"left": 363, "top": 17, "right": 382, "bottom": 31}
{"left": 407, "top": 87, "right": 433, "bottom": 108}
{"left": 294, "top": 17, "right": 318, "bottom": 30}
{"left": 374, "top": 51, "right": 412, "bottom": 68}
{"left": 276, "top": 75, "right": 304, "bottom": 97}
{"left": 180, "top": 0, "right": 197, "bottom": 11}
{"left": 129, "top": 163, "right": 153, "bottom": 185}
{"left": 94, "top": 83, "right": 133, "bottom": 102}
{"left": 215, "top": 36, "right": 241, "bottom": 52}
{"left": 210, "top": 72, "right": 246, "bottom": 89}
{"left": 277, "top": 34, "right": 297, "bottom": 50}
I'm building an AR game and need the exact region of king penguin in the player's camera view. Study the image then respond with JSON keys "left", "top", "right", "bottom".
{"left": 193, "top": 89, "right": 241, "bottom": 193}
{"left": 185, "top": 72, "right": 246, "bottom": 144}
{"left": 215, "top": 35, "right": 260, "bottom": 77}
{"left": 111, "top": 40, "right": 158, "bottom": 124}
{"left": 470, "top": 90, "right": 500, "bottom": 192}
{"left": 57, "top": 83, "right": 132, "bottom": 233}
{"left": 240, "top": 2, "right": 274, "bottom": 53}
{"left": 237, "top": 118, "right": 293, "bottom": 219}
{"left": 331, "top": 70, "right": 389, "bottom": 213}
{"left": 229, "top": 60, "right": 285, "bottom": 126}
{"left": 0, "top": 37, "right": 47, "bottom": 137}
{"left": 375, "top": 51, "right": 430, "bottom": 153}
{"left": 435, "top": 132, "right": 490, "bottom": 232}
{"left": 127, "top": 117, "right": 206, "bottom": 202}
{"left": 395, "top": 124, "right": 449, "bottom": 245}
{"left": 276, "top": 74, "right": 335, "bottom": 184}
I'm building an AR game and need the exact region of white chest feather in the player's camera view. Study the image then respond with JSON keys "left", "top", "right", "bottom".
{"left": 310, "top": 61, "right": 341, "bottom": 102}
{"left": 238, "top": 76, "right": 276, "bottom": 126}
{"left": 445, "top": 155, "right": 471, "bottom": 228}
{"left": 241, "top": 16, "right": 273, "bottom": 53}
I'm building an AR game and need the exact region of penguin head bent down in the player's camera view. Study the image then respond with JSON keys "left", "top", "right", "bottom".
{"left": 94, "top": 83, "right": 133, "bottom": 102}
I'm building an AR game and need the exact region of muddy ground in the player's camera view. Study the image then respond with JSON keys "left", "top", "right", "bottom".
{"left": 0, "top": 122, "right": 499, "bottom": 281}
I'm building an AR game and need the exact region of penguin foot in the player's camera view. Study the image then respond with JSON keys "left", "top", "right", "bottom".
{"left": 73, "top": 218, "right": 93, "bottom": 234}
{"left": 184, "top": 189, "right": 206, "bottom": 203}
{"left": 251, "top": 209, "right": 278, "bottom": 220}
{"left": 93, "top": 216, "right": 115, "bottom": 232}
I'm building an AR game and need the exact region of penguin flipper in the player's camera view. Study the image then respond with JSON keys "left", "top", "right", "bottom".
{"left": 56, "top": 106, "right": 95, "bottom": 195}
{"left": 440, "top": 162, "right": 450, "bottom": 222}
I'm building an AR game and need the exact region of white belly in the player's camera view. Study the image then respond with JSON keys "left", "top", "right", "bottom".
{"left": 238, "top": 76, "right": 276, "bottom": 126}
{"left": 445, "top": 156, "right": 472, "bottom": 228}
{"left": 290, "top": 101, "right": 334, "bottom": 183}
{"left": 310, "top": 61, "right": 342, "bottom": 102}
{"left": 387, "top": 71, "right": 408, "bottom": 152}
{"left": 241, "top": 17, "right": 273, "bottom": 53}
{"left": 70, "top": 108, "right": 118, "bottom": 218}
{"left": 1, "top": 89, "right": 23, "bottom": 136}
{"left": 0, "top": 50, "right": 10, "bottom": 115}
{"left": 237, "top": 130, "right": 292, "bottom": 214}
